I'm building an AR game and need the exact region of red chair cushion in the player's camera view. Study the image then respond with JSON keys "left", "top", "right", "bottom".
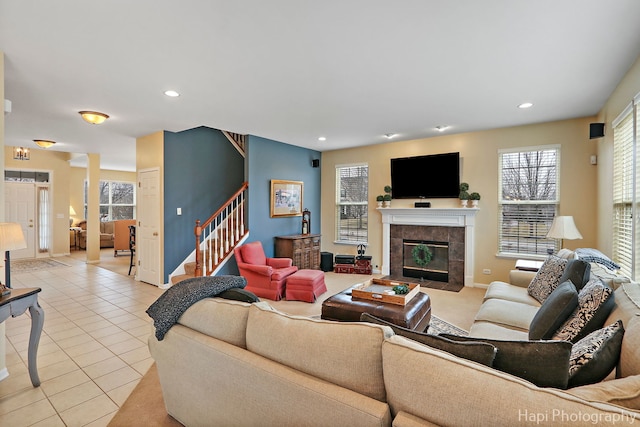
{"left": 241, "top": 242, "right": 267, "bottom": 265}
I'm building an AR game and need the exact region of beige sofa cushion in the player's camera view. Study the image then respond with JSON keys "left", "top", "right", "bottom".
{"left": 150, "top": 325, "right": 392, "bottom": 427}
{"left": 474, "top": 298, "right": 539, "bottom": 330}
{"left": 382, "top": 335, "right": 640, "bottom": 426}
{"left": 619, "top": 315, "right": 640, "bottom": 378}
{"left": 484, "top": 280, "right": 541, "bottom": 306}
{"left": 246, "top": 302, "right": 392, "bottom": 401}
{"left": 177, "top": 297, "right": 252, "bottom": 348}
{"left": 566, "top": 374, "right": 640, "bottom": 410}
{"left": 469, "top": 321, "right": 529, "bottom": 340}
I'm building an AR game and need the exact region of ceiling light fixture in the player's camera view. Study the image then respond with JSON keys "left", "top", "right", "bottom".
{"left": 33, "top": 139, "right": 56, "bottom": 148}
{"left": 79, "top": 111, "right": 109, "bottom": 125}
{"left": 164, "top": 90, "right": 180, "bottom": 97}
{"left": 384, "top": 133, "right": 397, "bottom": 139}
{"left": 518, "top": 102, "right": 533, "bottom": 109}
{"left": 435, "top": 126, "right": 449, "bottom": 132}
{"left": 318, "top": 137, "right": 326, "bottom": 141}
{"left": 13, "top": 147, "right": 30, "bottom": 160}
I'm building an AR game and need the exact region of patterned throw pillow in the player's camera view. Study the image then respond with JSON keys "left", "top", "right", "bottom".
{"left": 552, "top": 278, "right": 614, "bottom": 342}
{"left": 528, "top": 256, "right": 568, "bottom": 304}
{"left": 569, "top": 320, "right": 625, "bottom": 388}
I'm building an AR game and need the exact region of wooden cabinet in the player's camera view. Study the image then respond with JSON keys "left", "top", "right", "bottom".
{"left": 275, "top": 234, "right": 321, "bottom": 270}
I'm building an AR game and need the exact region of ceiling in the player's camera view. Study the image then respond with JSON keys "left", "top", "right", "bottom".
{"left": 2, "top": 1, "right": 640, "bottom": 172}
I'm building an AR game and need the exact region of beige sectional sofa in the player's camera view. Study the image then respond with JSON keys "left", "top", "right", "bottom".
{"left": 149, "top": 271, "right": 640, "bottom": 426}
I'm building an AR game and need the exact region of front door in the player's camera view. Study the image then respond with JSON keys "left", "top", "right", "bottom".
{"left": 5, "top": 182, "right": 36, "bottom": 259}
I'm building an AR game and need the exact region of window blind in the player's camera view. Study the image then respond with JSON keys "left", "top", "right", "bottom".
{"left": 498, "top": 147, "right": 559, "bottom": 257}
{"left": 335, "top": 164, "right": 368, "bottom": 243}
{"left": 613, "top": 108, "right": 635, "bottom": 278}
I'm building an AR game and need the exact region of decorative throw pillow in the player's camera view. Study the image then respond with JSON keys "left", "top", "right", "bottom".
{"left": 568, "top": 320, "right": 625, "bottom": 388}
{"left": 558, "top": 259, "right": 591, "bottom": 292}
{"left": 218, "top": 288, "right": 260, "bottom": 303}
{"left": 441, "top": 334, "right": 572, "bottom": 389}
{"left": 528, "top": 255, "right": 568, "bottom": 304}
{"left": 529, "top": 280, "right": 579, "bottom": 340}
{"left": 360, "top": 313, "right": 497, "bottom": 367}
{"left": 552, "top": 278, "right": 615, "bottom": 343}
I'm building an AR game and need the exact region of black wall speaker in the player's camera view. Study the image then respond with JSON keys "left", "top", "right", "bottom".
{"left": 312, "top": 159, "right": 320, "bottom": 168}
{"left": 590, "top": 123, "right": 605, "bottom": 139}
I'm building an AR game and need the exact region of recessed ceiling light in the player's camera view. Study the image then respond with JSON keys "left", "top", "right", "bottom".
{"left": 384, "top": 133, "right": 397, "bottom": 139}
{"left": 518, "top": 102, "right": 533, "bottom": 109}
{"left": 435, "top": 126, "right": 449, "bottom": 132}
{"left": 318, "top": 137, "right": 326, "bottom": 141}
{"left": 164, "top": 90, "right": 180, "bottom": 97}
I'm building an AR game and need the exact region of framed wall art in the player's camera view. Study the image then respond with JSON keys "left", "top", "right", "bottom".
{"left": 271, "top": 180, "right": 303, "bottom": 217}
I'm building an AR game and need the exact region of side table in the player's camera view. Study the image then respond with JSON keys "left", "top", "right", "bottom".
{"left": 0, "top": 288, "right": 44, "bottom": 387}
{"left": 515, "top": 259, "right": 543, "bottom": 272}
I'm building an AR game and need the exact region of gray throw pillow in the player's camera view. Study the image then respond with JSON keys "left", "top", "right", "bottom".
{"left": 569, "top": 320, "right": 624, "bottom": 388}
{"left": 442, "top": 334, "right": 572, "bottom": 389}
{"left": 529, "top": 280, "right": 579, "bottom": 340}
{"left": 552, "top": 278, "right": 615, "bottom": 343}
{"left": 360, "top": 313, "right": 497, "bottom": 367}
{"left": 558, "top": 259, "right": 591, "bottom": 292}
{"left": 218, "top": 288, "right": 260, "bottom": 303}
{"left": 528, "top": 255, "right": 568, "bottom": 304}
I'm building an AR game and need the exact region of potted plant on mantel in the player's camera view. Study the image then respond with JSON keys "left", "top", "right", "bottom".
{"left": 469, "top": 192, "right": 481, "bottom": 208}
{"left": 459, "top": 183, "right": 470, "bottom": 207}
{"left": 383, "top": 185, "right": 392, "bottom": 207}
{"left": 376, "top": 195, "right": 384, "bottom": 208}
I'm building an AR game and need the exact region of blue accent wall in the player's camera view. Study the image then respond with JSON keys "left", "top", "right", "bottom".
{"left": 245, "top": 135, "right": 321, "bottom": 258}
{"left": 164, "top": 127, "right": 245, "bottom": 282}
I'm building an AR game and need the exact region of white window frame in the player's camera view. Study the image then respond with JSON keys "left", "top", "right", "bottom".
{"left": 612, "top": 92, "right": 640, "bottom": 279}
{"left": 498, "top": 145, "right": 560, "bottom": 259}
{"left": 335, "top": 163, "right": 368, "bottom": 245}
{"left": 85, "top": 179, "right": 136, "bottom": 221}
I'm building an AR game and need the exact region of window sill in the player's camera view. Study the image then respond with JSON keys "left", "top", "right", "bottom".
{"left": 333, "top": 240, "right": 368, "bottom": 246}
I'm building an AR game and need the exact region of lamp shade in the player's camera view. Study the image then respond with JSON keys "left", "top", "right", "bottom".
{"left": 70, "top": 205, "right": 77, "bottom": 216}
{"left": 0, "top": 223, "right": 27, "bottom": 252}
{"left": 546, "top": 216, "right": 583, "bottom": 240}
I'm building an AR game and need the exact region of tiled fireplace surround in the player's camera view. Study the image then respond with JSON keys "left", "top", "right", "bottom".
{"left": 379, "top": 208, "right": 478, "bottom": 287}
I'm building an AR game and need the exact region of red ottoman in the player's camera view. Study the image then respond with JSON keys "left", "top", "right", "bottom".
{"left": 285, "top": 269, "right": 327, "bottom": 302}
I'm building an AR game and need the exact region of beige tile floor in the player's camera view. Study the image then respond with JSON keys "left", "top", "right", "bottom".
{"left": 0, "top": 255, "right": 165, "bottom": 427}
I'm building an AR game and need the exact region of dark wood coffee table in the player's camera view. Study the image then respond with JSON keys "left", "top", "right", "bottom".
{"left": 321, "top": 286, "right": 431, "bottom": 331}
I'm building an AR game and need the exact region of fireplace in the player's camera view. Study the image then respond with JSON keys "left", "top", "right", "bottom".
{"left": 403, "top": 239, "right": 449, "bottom": 282}
{"left": 378, "top": 208, "right": 478, "bottom": 287}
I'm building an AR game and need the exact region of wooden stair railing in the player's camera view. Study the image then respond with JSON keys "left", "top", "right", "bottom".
{"left": 222, "top": 131, "right": 247, "bottom": 157}
{"left": 194, "top": 182, "right": 249, "bottom": 277}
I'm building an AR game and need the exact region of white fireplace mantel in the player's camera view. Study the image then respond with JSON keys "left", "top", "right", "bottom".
{"left": 378, "top": 207, "right": 479, "bottom": 286}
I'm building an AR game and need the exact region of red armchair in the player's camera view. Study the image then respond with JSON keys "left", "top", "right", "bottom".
{"left": 233, "top": 241, "right": 298, "bottom": 300}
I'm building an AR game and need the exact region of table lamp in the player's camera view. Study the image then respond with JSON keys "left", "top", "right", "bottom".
{"left": 546, "top": 216, "right": 582, "bottom": 254}
{"left": 0, "top": 222, "right": 27, "bottom": 289}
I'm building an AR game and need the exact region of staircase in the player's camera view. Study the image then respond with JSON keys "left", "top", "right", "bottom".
{"left": 170, "top": 182, "right": 249, "bottom": 285}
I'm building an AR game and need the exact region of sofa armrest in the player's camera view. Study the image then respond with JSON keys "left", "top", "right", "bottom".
{"left": 508, "top": 270, "right": 536, "bottom": 288}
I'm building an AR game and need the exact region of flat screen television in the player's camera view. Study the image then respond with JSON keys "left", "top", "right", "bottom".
{"left": 390, "top": 152, "right": 460, "bottom": 199}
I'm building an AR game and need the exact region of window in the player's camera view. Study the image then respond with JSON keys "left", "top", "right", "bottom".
{"left": 336, "top": 164, "right": 368, "bottom": 243}
{"left": 612, "top": 94, "right": 640, "bottom": 279}
{"left": 85, "top": 180, "right": 136, "bottom": 220}
{"left": 498, "top": 146, "right": 560, "bottom": 257}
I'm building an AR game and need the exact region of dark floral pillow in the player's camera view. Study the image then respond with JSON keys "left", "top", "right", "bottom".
{"left": 528, "top": 256, "right": 568, "bottom": 303}
{"left": 568, "top": 320, "right": 624, "bottom": 388}
{"left": 552, "top": 278, "right": 614, "bottom": 342}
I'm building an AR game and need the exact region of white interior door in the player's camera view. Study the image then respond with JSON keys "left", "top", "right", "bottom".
{"left": 5, "top": 183, "right": 36, "bottom": 259}
{"left": 137, "top": 168, "right": 161, "bottom": 286}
